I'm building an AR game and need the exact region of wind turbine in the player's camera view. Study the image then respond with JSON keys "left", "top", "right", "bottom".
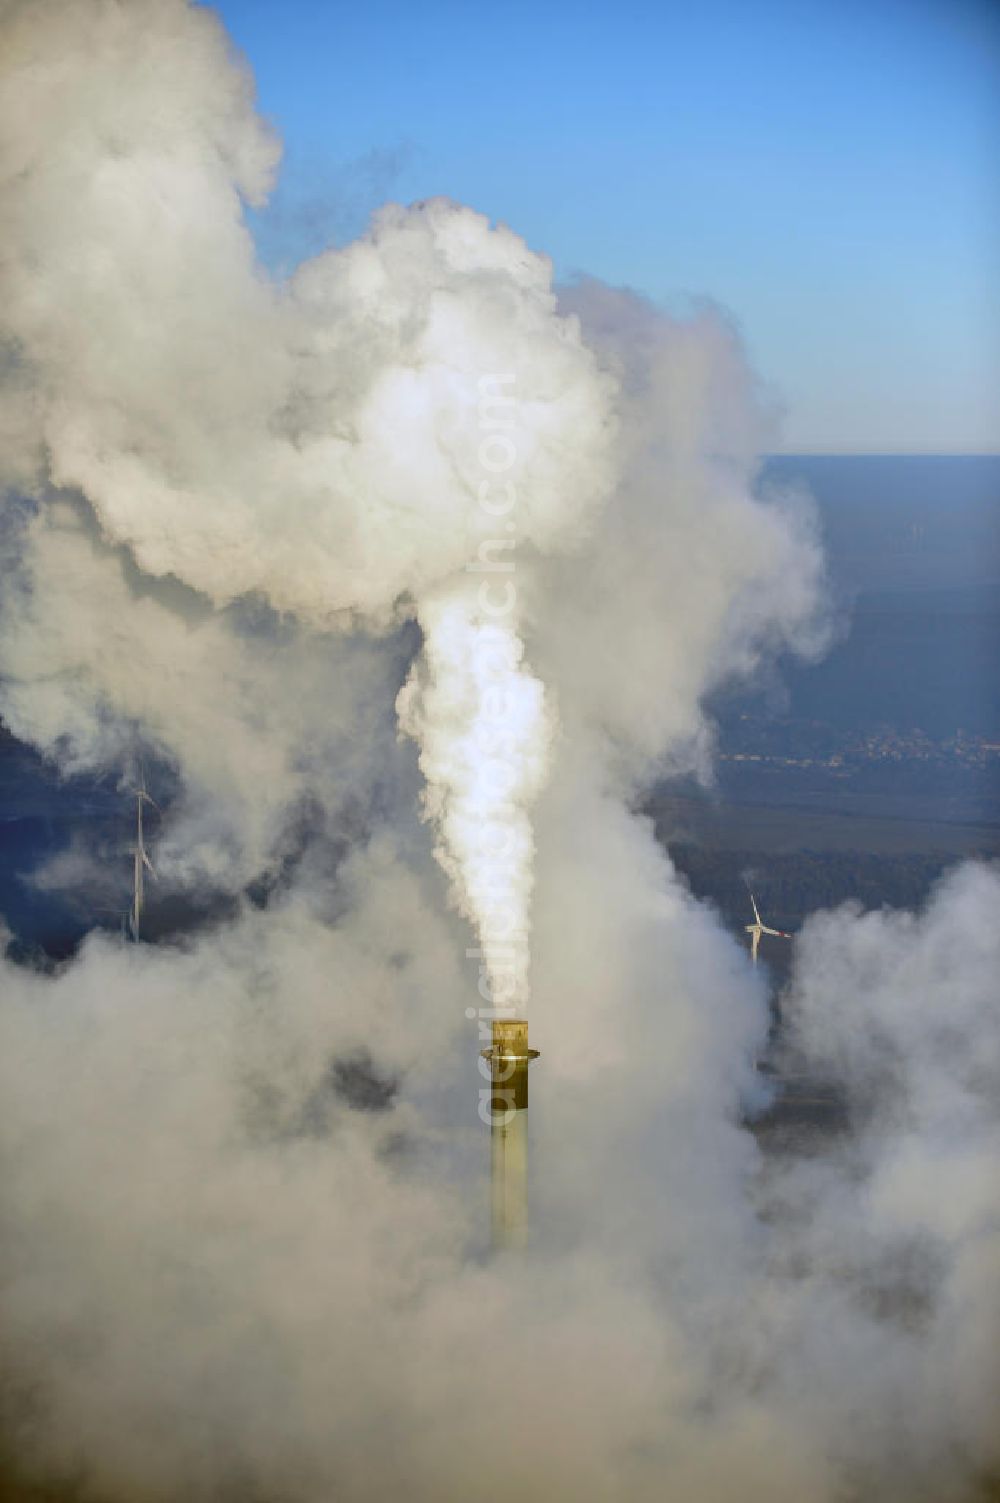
{"left": 128, "top": 773, "right": 158, "bottom": 942}
{"left": 745, "top": 892, "right": 790, "bottom": 966}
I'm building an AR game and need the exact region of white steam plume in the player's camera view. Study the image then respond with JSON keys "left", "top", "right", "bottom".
{"left": 397, "top": 582, "right": 553, "bottom": 1005}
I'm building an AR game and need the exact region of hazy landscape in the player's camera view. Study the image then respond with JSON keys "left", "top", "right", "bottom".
{"left": 7, "top": 455, "right": 996, "bottom": 959}
{"left": 654, "top": 455, "right": 1000, "bottom": 924}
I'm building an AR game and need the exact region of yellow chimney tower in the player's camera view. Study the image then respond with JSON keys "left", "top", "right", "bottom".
{"left": 481, "top": 1019, "right": 539, "bottom": 1251}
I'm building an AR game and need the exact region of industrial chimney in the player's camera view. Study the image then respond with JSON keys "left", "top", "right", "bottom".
{"left": 481, "top": 1019, "right": 539, "bottom": 1251}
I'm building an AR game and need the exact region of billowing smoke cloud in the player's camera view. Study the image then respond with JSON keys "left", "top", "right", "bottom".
{"left": 764, "top": 861, "right": 1000, "bottom": 1498}
{"left": 1, "top": 0, "right": 615, "bottom": 991}
{"left": 0, "top": 3, "right": 996, "bottom": 1501}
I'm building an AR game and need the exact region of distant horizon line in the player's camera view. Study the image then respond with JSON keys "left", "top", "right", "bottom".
{"left": 768, "top": 450, "right": 1000, "bottom": 460}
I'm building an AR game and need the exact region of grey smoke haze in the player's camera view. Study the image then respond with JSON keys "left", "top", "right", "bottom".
{"left": 0, "top": 2, "right": 997, "bottom": 1501}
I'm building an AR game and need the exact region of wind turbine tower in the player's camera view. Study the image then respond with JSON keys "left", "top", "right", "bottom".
{"left": 745, "top": 892, "right": 790, "bottom": 965}
{"left": 130, "top": 780, "right": 157, "bottom": 942}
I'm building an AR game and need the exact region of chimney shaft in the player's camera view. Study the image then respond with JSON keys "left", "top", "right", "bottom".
{"left": 482, "top": 1019, "right": 538, "bottom": 1251}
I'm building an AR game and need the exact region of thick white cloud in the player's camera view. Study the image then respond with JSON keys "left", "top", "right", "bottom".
{"left": 541, "top": 281, "right": 829, "bottom": 783}
{"left": 1, "top": 0, "right": 616, "bottom": 982}
{"left": 1, "top": 0, "right": 612, "bottom": 622}
{"left": 3, "top": 838, "right": 996, "bottom": 1502}
{"left": 0, "top": 499, "right": 411, "bottom": 890}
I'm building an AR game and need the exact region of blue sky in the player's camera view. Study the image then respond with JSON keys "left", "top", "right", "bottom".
{"left": 212, "top": 0, "right": 999, "bottom": 453}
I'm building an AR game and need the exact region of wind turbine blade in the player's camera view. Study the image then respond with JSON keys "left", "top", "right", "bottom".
{"left": 142, "top": 851, "right": 156, "bottom": 878}
{"left": 751, "top": 929, "right": 759, "bottom": 965}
